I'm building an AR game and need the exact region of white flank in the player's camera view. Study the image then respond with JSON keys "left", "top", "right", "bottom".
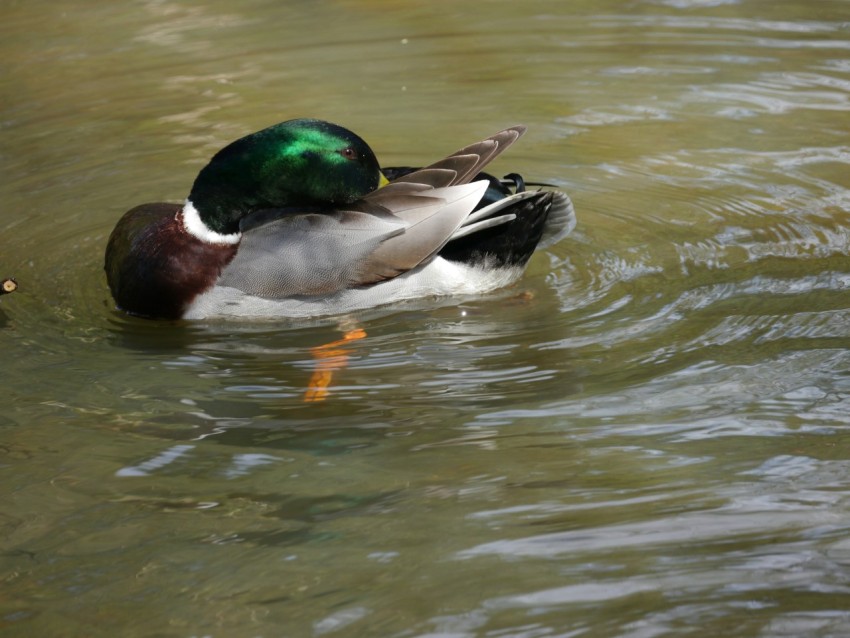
{"left": 183, "top": 257, "right": 524, "bottom": 320}
{"left": 181, "top": 199, "right": 242, "bottom": 245}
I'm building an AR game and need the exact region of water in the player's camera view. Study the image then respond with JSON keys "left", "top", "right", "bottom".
{"left": 2, "top": 0, "right": 850, "bottom": 636}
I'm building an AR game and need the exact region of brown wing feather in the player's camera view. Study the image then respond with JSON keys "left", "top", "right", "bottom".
{"left": 379, "top": 126, "right": 526, "bottom": 190}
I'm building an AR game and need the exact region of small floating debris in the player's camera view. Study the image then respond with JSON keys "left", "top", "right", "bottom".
{"left": 1, "top": 278, "right": 17, "bottom": 295}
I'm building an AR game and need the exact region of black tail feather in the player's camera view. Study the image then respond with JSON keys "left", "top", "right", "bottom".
{"left": 439, "top": 191, "right": 554, "bottom": 268}
{"left": 383, "top": 166, "right": 569, "bottom": 268}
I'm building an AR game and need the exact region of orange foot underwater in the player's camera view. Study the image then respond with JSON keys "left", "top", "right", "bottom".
{"left": 304, "top": 328, "right": 367, "bottom": 402}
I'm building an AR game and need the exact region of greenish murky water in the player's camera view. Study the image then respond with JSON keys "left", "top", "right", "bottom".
{"left": 3, "top": 0, "right": 850, "bottom": 636}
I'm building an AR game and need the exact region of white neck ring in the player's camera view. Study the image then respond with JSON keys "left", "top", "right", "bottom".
{"left": 180, "top": 199, "right": 242, "bottom": 245}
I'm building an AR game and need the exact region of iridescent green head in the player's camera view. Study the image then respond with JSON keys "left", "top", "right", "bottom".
{"left": 189, "top": 119, "right": 385, "bottom": 234}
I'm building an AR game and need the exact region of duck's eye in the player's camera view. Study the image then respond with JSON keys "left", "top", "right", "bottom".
{"left": 339, "top": 147, "right": 358, "bottom": 161}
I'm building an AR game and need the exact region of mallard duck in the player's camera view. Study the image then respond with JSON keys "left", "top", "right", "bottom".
{"left": 105, "top": 119, "right": 575, "bottom": 320}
